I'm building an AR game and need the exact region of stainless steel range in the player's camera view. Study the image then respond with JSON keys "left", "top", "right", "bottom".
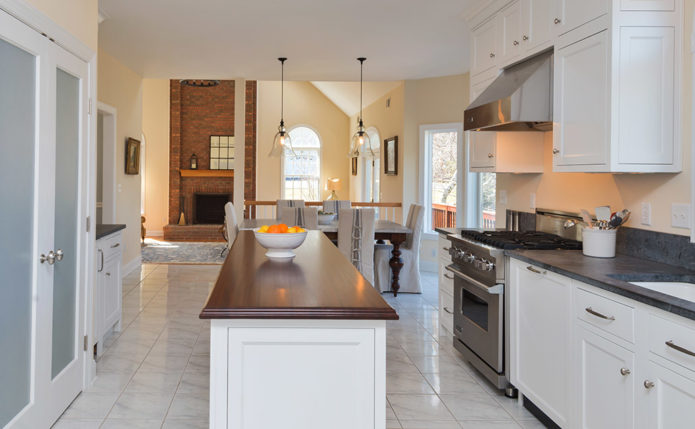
{"left": 445, "top": 211, "right": 582, "bottom": 395}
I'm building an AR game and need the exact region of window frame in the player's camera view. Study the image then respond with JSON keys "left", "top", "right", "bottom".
{"left": 419, "top": 122, "right": 464, "bottom": 239}
{"left": 280, "top": 125, "right": 322, "bottom": 200}
{"left": 360, "top": 127, "right": 381, "bottom": 203}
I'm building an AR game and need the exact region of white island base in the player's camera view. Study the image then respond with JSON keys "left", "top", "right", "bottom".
{"left": 209, "top": 319, "right": 387, "bottom": 429}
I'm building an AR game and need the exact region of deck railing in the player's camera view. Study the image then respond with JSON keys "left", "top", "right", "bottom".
{"left": 482, "top": 210, "right": 496, "bottom": 229}
{"left": 432, "top": 203, "right": 456, "bottom": 229}
{"left": 244, "top": 201, "right": 402, "bottom": 222}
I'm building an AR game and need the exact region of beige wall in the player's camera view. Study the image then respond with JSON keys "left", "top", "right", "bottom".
{"left": 498, "top": 3, "right": 692, "bottom": 237}
{"left": 257, "top": 81, "right": 351, "bottom": 202}
{"left": 98, "top": 49, "right": 143, "bottom": 266}
{"left": 25, "top": 0, "right": 98, "bottom": 51}
{"left": 142, "top": 79, "right": 170, "bottom": 235}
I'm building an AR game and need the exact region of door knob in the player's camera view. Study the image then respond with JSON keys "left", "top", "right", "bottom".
{"left": 55, "top": 249, "right": 64, "bottom": 262}
{"left": 40, "top": 250, "right": 56, "bottom": 265}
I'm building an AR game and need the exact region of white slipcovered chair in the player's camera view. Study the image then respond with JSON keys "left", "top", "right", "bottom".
{"left": 276, "top": 199, "right": 305, "bottom": 219}
{"left": 322, "top": 200, "right": 351, "bottom": 219}
{"left": 373, "top": 204, "right": 424, "bottom": 293}
{"left": 278, "top": 207, "right": 319, "bottom": 230}
{"left": 338, "top": 208, "right": 376, "bottom": 284}
{"left": 222, "top": 202, "right": 239, "bottom": 256}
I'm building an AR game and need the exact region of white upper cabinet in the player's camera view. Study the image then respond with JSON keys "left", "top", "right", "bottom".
{"left": 554, "top": 0, "right": 609, "bottom": 35}
{"left": 521, "top": 0, "right": 555, "bottom": 55}
{"left": 498, "top": 1, "right": 523, "bottom": 65}
{"left": 620, "top": 0, "right": 675, "bottom": 11}
{"left": 471, "top": 17, "right": 499, "bottom": 77}
{"left": 469, "top": 131, "right": 544, "bottom": 173}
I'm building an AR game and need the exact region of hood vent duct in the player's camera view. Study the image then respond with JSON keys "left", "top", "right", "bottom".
{"left": 464, "top": 50, "right": 553, "bottom": 132}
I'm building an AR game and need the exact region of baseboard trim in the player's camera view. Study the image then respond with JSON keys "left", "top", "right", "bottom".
{"left": 121, "top": 255, "right": 142, "bottom": 276}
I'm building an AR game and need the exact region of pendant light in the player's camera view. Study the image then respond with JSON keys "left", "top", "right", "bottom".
{"left": 349, "top": 57, "right": 374, "bottom": 158}
{"left": 269, "top": 57, "right": 295, "bottom": 157}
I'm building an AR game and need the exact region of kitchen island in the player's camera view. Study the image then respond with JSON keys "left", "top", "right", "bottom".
{"left": 200, "top": 230, "right": 398, "bottom": 429}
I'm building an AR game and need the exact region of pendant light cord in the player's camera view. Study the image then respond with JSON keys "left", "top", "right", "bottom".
{"left": 358, "top": 57, "right": 366, "bottom": 124}
{"left": 279, "top": 57, "right": 287, "bottom": 123}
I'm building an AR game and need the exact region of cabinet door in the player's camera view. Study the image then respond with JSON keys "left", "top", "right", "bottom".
{"left": 499, "top": 1, "right": 523, "bottom": 65}
{"left": 575, "top": 324, "right": 635, "bottom": 429}
{"left": 101, "top": 252, "right": 122, "bottom": 333}
{"left": 471, "top": 18, "right": 499, "bottom": 76}
{"left": 469, "top": 72, "right": 497, "bottom": 102}
{"left": 510, "top": 260, "right": 571, "bottom": 427}
{"left": 555, "top": 0, "right": 608, "bottom": 35}
{"left": 553, "top": 30, "right": 610, "bottom": 169}
{"left": 616, "top": 26, "right": 675, "bottom": 166}
{"left": 642, "top": 360, "right": 695, "bottom": 428}
{"left": 468, "top": 131, "right": 496, "bottom": 169}
{"left": 522, "top": 0, "right": 555, "bottom": 54}
{"left": 620, "top": 0, "right": 675, "bottom": 11}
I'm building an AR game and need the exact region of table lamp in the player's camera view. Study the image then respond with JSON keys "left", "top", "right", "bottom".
{"left": 326, "top": 178, "right": 341, "bottom": 200}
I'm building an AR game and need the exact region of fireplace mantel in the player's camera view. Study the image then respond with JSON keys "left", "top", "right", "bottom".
{"left": 180, "top": 169, "right": 234, "bottom": 178}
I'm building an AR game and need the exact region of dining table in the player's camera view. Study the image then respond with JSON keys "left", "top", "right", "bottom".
{"left": 240, "top": 218, "right": 411, "bottom": 296}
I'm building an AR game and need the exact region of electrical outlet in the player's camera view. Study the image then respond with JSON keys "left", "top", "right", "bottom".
{"left": 641, "top": 202, "right": 651, "bottom": 226}
{"left": 671, "top": 204, "right": 691, "bottom": 229}
{"left": 499, "top": 190, "right": 508, "bottom": 205}
{"left": 529, "top": 193, "right": 536, "bottom": 210}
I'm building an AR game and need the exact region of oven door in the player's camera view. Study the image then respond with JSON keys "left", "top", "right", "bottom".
{"left": 447, "top": 264, "right": 504, "bottom": 373}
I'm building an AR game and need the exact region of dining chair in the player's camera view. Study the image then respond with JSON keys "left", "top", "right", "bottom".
{"left": 278, "top": 207, "right": 319, "bottom": 229}
{"left": 276, "top": 199, "right": 305, "bottom": 218}
{"left": 222, "top": 201, "right": 239, "bottom": 256}
{"left": 338, "top": 208, "right": 376, "bottom": 284}
{"left": 373, "top": 204, "right": 424, "bottom": 293}
{"left": 322, "top": 200, "right": 351, "bottom": 219}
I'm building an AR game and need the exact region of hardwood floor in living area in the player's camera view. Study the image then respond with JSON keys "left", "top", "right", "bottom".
{"left": 54, "top": 265, "right": 542, "bottom": 428}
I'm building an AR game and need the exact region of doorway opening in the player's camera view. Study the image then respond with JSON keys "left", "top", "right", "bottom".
{"left": 97, "top": 103, "right": 117, "bottom": 224}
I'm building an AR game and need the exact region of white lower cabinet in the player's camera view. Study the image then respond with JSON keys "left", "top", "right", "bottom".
{"left": 509, "top": 260, "right": 571, "bottom": 427}
{"left": 438, "top": 234, "right": 454, "bottom": 336}
{"left": 95, "top": 231, "right": 123, "bottom": 356}
{"left": 575, "top": 323, "right": 635, "bottom": 429}
{"left": 509, "top": 257, "right": 695, "bottom": 428}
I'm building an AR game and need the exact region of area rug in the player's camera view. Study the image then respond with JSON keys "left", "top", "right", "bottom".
{"left": 141, "top": 238, "right": 227, "bottom": 264}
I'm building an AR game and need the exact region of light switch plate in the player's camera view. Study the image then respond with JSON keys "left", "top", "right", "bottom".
{"left": 641, "top": 202, "right": 651, "bottom": 226}
{"left": 671, "top": 204, "right": 691, "bottom": 229}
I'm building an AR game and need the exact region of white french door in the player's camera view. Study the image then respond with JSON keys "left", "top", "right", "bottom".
{"left": 0, "top": 8, "right": 89, "bottom": 428}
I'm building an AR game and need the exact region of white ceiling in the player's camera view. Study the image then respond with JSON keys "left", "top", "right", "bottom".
{"left": 97, "top": 0, "right": 483, "bottom": 81}
{"left": 311, "top": 81, "right": 402, "bottom": 116}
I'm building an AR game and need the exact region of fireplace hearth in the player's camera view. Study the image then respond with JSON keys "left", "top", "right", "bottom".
{"left": 194, "top": 193, "right": 232, "bottom": 224}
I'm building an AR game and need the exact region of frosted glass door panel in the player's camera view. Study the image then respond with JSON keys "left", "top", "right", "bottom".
{"left": 0, "top": 37, "right": 36, "bottom": 427}
{"left": 51, "top": 68, "right": 80, "bottom": 379}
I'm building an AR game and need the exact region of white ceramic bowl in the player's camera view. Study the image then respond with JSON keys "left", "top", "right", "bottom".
{"left": 253, "top": 229, "right": 308, "bottom": 261}
{"left": 318, "top": 213, "right": 336, "bottom": 225}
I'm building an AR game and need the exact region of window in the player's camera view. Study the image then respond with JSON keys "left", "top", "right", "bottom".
{"left": 479, "top": 172, "right": 496, "bottom": 228}
{"left": 420, "top": 123, "right": 463, "bottom": 233}
{"left": 282, "top": 126, "right": 321, "bottom": 200}
{"left": 361, "top": 127, "right": 380, "bottom": 203}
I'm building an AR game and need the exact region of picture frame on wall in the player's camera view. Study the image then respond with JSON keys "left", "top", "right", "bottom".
{"left": 384, "top": 136, "right": 398, "bottom": 176}
{"left": 125, "top": 137, "right": 140, "bottom": 175}
{"left": 351, "top": 157, "right": 358, "bottom": 176}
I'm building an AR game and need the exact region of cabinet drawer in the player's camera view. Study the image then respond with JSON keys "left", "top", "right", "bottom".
{"left": 99, "top": 233, "right": 123, "bottom": 258}
{"left": 438, "top": 236, "right": 452, "bottom": 264}
{"left": 648, "top": 313, "right": 695, "bottom": 372}
{"left": 439, "top": 289, "right": 454, "bottom": 335}
{"left": 439, "top": 266, "right": 454, "bottom": 297}
{"left": 575, "top": 287, "right": 635, "bottom": 343}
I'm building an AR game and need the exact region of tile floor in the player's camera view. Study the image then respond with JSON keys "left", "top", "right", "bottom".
{"left": 54, "top": 264, "right": 544, "bottom": 429}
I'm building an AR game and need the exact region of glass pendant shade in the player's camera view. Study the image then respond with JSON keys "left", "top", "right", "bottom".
{"left": 270, "top": 121, "right": 294, "bottom": 157}
{"left": 350, "top": 120, "right": 373, "bottom": 158}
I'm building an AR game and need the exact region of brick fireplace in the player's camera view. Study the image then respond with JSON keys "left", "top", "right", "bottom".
{"left": 163, "top": 80, "right": 257, "bottom": 242}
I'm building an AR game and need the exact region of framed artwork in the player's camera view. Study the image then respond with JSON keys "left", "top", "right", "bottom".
{"left": 210, "top": 135, "right": 235, "bottom": 170}
{"left": 351, "top": 157, "right": 358, "bottom": 176}
{"left": 125, "top": 137, "right": 140, "bottom": 175}
{"left": 384, "top": 136, "right": 398, "bottom": 176}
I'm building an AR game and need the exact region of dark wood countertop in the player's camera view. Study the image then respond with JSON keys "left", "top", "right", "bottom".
{"left": 200, "top": 230, "right": 399, "bottom": 320}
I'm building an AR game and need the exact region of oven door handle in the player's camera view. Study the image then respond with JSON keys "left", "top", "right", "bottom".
{"left": 445, "top": 264, "right": 503, "bottom": 295}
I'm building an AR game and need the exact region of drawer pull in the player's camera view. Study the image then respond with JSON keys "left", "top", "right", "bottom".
{"left": 585, "top": 307, "right": 615, "bottom": 321}
{"left": 665, "top": 340, "right": 695, "bottom": 358}
{"left": 526, "top": 266, "right": 545, "bottom": 274}
{"left": 620, "top": 368, "right": 631, "bottom": 376}
{"left": 443, "top": 273, "right": 454, "bottom": 280}
{"left": 444, "top": 306, "right": 454, "bottom": 315}
{"left": 111, "top": 243, "right": 120, "bottom": 248}
{"left": 442, "top": 247, "right": 450, "bottom": 251}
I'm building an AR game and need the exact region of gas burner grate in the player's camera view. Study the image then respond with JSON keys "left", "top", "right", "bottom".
{"left": 460, "top": 230, "right": 582, "bottom": 250}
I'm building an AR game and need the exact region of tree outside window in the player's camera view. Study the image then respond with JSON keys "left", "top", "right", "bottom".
{"left": 283, "top": 127, "right": 320, "bottom": 200}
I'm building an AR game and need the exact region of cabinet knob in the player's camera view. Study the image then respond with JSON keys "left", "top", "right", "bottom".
{"left": 644, "top": 380, "right": 655, "bottom": 389}
{"left": 522, "top": 35, "right": 529, "bottom": 41}
{"left": 40, "top": 251, "right": 56, "bottom": 265}
{"left": 513, "top": 40, "right": 519, "bottom": 46}
{"left": 489, "top": 52, "right": 495, "bottom": 58}
{"left": 554, "top": 18, "right": 561, "bottom": 24}
{"left": 55, "top": 249, "right": 64, "bottom": 261}
{"left": 620, "top": 368, "right": 631, "bottom": 376}
{"left": 552, "top": 148, "right": 560, "bottom": 154}
{"left": 488, "top": 153, "right": 494, "bottom": 158}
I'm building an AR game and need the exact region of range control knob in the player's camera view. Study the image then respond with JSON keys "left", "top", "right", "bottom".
{"left": 484, "top": 261, "right": 495, "bottom": 271}
{"left": 465, "top": 253, "right": 476, "bottom": 263}
{"left": 456, "top": 249, "right": 466, "bottom": 259}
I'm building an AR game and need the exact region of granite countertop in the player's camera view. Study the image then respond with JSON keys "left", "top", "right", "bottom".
{"left": 506, "top": 249, "right": 695, "bottom": 321}
{"left": 96, "top": 224, "right": 126, "bottom": 240}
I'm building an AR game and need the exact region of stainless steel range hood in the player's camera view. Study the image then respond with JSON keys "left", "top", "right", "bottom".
{"left": 464, "top": 50, "right": 553, "bottom": 132}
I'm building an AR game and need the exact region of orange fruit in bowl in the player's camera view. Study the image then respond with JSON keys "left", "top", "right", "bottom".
{"left": 277, "top": 223, "right": 289, "bottom": 233}
{"left": 267, "top": 224, "right": 282, "bottom": 233}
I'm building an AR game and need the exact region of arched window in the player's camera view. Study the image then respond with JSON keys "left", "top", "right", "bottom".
{"left": 282, "top": 126, "right": 321, "bottom": 200}
{"left": 361, "top": 127, "right": 380, "bottom": 204}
